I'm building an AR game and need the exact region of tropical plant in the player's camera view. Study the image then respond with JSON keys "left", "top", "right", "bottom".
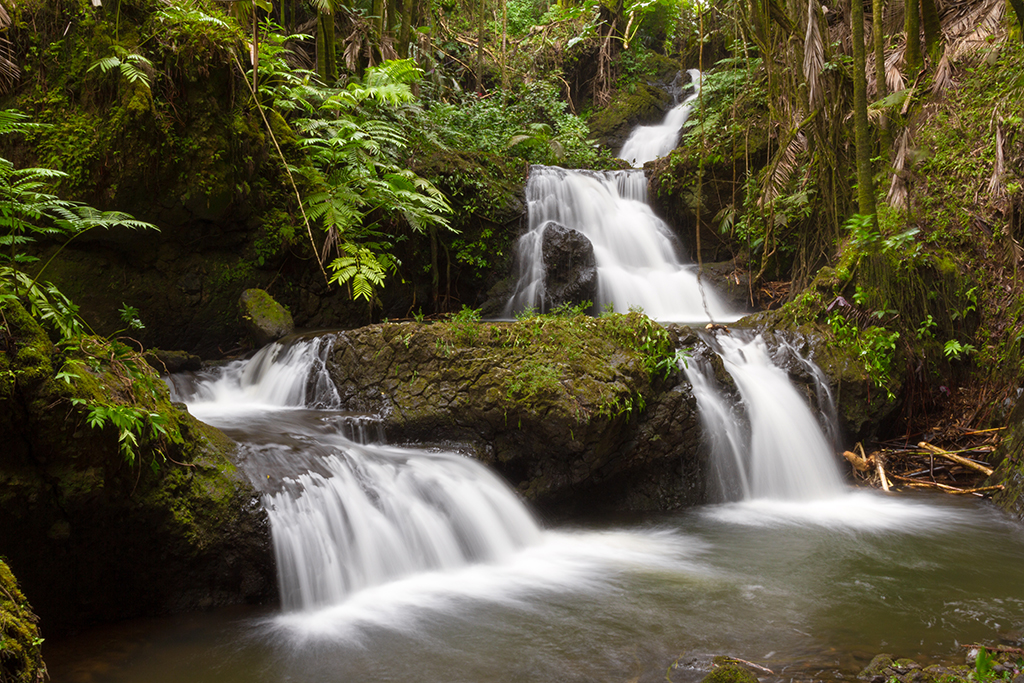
{"left": 87, "top": 45, "right": 155, "bottom": 89}
{"left": 0, "top": 111, "right": 171, "bottom": 467}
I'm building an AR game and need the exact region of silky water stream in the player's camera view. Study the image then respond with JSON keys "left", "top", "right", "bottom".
{"left": 47, "top": 333, "right": 1024, "bottom": 683}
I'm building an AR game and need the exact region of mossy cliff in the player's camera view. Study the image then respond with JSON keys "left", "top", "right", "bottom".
{"left": 0, "top": 296, "right": 274, "bottom": 633}
{"left": 324, "top": 311, "right": 708, "bottom": 511}
{"left": 0, "top": 560, "right": 46, "bottom": 683}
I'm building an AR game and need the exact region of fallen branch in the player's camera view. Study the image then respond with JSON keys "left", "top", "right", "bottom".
{"left": 917, "top": 442, "right": 993, "bottom": 476}
{"left": 876, "top": 455, "right": 891, "bottom": 492}
{"left": 889, "top": 474, "right": 1003, "bottom": 495}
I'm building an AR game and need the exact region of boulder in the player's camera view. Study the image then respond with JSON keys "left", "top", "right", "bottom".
{"left": 990, "top": 396, "right": 1024, "bottom": 520}
{"left": 239, "top": 288, "right": 294, "bottom": 347}
{"left": 541, "top": 222, "right": 598, "bottom": 312}
{"left": 322, "top": 314, "right": 709, "bottom": 513}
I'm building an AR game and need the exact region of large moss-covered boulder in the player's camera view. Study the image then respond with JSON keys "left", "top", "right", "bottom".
{"left": 323, "top": 312, "right": 709, "bottom": 511}
{"left": 0, "top": 296, "right": 274, "bottom": 633}
{"left": 0, "top": 560, "right": 46, "bottom": 683}
{"left": 240, "top": 288, "right": 295, "bottom": 347}
{"left": 588, "top": 83, "right": 674, "bottom": 153}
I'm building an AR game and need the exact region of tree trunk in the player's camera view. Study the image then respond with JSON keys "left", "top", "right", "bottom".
{"left": 850, "top": 0, "right": 877, "bottom": 218}
{"left": 317, "top": 11, "right": 337, "bottom": 84}
{"left": 399, "top": 0, "right": 414, "bottom": 58}
{"left": 904, "top": 0, "right": 921, "bottom": 74}
{"left": 476, "top": 0, "right": 486, "bottom": 93}
{"left": 871, "top": 0, "right": 891, "bottom": 149}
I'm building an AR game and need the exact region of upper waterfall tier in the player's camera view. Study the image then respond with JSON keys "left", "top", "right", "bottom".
{"left": 619, "top": 69, "right": 701, "bottom": 168}
{"left": 504, "top": 165, "right": 739, "bottom": 322}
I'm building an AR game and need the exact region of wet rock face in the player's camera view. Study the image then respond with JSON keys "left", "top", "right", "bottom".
{"left": 541, "top": 222, "right": 598, "bottom": 313}
{"left": 323, "top": 320, "right": 709, "bottom": 513}
{"left": 991, "top": 397, "right": 1024, "bottom": 520}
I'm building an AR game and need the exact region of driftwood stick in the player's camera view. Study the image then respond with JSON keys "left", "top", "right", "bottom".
{"left": 876, "top": 456, "right": 891, "bottom": 492}
{"left": 890, "top": 474, "right": 1004, "bottom": 495}
{"left": 917, "top": 442, "right": 994, "bottom": 476}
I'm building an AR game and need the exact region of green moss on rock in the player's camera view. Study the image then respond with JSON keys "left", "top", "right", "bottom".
{"left": 239, "top": 288, "right": 294, "bottom": 347}
{"left": 700, "top": 663, "right": 760, "bottom": 683}
{"left": 0, "top": 560, "right": 46, "bottom": 683}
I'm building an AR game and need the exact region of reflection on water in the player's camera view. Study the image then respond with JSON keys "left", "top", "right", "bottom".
{"left": 47, "top": 493, "right": 1024, "bottom": 683}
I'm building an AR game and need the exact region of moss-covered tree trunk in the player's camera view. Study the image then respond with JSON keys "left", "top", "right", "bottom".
{"left": 872, "top": 0, "right": 891, "bottom": 150}
{"left": 851, "top": 0, "right": 877, "bottom": 218}
{"left": 905, "top": 0, "right": 922, "bottom": 74}
{"left": 317, "top": 10, "right": 337, "bottom": 84}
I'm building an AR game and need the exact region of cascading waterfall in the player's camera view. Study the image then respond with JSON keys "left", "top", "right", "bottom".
{"left": 618, "top": 69, "right": 702, "bottom": 168}
{"left": 268, "top": 445, "right": 542, "bottom": 611}
{"left": 686, "top": 333, "right": 846, "bottom": 501}
{"left": 503, "top": 165, "right": 737, "bottom": 321}
{"left": 169, "top": 336, "right": 543, "bottom": 613}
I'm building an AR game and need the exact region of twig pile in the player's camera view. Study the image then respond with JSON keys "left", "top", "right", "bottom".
{"left": 841, "top": 426, "right": 1005, "bottom": 497}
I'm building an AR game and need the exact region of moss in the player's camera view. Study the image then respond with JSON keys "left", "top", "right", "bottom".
{"left": 0, "top": 559, "right": 46, "bottom": 683}
{"left": 700, "top": 663, "right": 759, "bottom": 683}
{"left": 587, "top": 82, "right": 673, "bottom": 143}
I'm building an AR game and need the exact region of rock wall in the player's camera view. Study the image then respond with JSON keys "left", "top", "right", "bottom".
{"left": 0, "top": 297, "right": 275, "bottom": 634}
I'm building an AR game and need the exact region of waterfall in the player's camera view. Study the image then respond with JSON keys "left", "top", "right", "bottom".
{"left": 504, "top": 165, "right": 737, "bottom": 322}
{"left": 686, "top": 333, "right": 845, "bottom": 501}
{"left": 172, "top": 337, "right": 542, "bottom": 613}
{"left": 619, "top": 69, "right": 701, "bottom": 168}
{"left": 267, "top": 445, "right": 542, "bottom": 611}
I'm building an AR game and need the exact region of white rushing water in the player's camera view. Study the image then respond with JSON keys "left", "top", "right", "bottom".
{"left": 686, "top": 333, "right": 846, "bottom": 501}
{"left": 75, "top": 333, "right": 1024, "bottom": 683}
{"left": 504, "top": 165, "right": 738, "bottom": 321}
{"left": 171, "top": 337, "right": 543, "bottom": 613}
{"left": 619, "top": 68, "right": 702, "bottom": 167}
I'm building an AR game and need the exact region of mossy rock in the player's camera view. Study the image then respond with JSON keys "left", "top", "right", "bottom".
{"left": 324, "top": 313, "right": 708, "bottom": 512}
{"left": 0, "top": 295, "right": 274, "bottom": 633}
{"left": 0, "top": 560, "right": 46, "bottom": 683}
{"left": 239, "top": 288, "right": 294, "bottom": 348}
{"left": 701, "top": 663, "right": 760, "bottom": 683}
{"left": 588, "top": 83, "right": 673, "bottom": 152}
{"left": 990, "top": 396, "right": 1024, "bottom": 520}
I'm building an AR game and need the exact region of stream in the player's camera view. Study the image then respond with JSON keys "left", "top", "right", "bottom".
{"left": 45, "top": 337, "right": 1024, "bottom": 683}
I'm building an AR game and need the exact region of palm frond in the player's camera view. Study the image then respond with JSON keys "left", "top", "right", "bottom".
{"left": 803, "top": 0, "right": 825, "bottom": 109}
{"left": 886, "top": 128, "right": 911, "bottom": 208}
{"left": 931, "top": 48, "right": 954, "bottom": 95}
{"left": 987, "top": 119, "right": 1005, "bottom": 197}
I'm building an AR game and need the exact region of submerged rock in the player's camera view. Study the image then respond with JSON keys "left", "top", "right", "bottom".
{"left": 239, "top": 288, "right": 294, "bottom": 347}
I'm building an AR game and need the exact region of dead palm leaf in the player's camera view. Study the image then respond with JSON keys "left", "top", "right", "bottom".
{"left": 803, "top": 0, "right": 825, "bottom": 108}
{"left": 987, "top": 118, "right": 1005, "bottom": 197}
{"left": 931, "top": 48, "right": 953, "bottom": 94}
{"left": 947, "top": 0, "right": 1004, "bottom": 60}
{"left": 887, "top": 127, "right": 911, "bottom": 208}
{"left": 885, "top": 45, "right": 906, "bottom": 92}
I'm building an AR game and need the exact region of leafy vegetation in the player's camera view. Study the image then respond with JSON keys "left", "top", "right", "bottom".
{"left": 0, "top": 111, "right": 177, "bottom": 468}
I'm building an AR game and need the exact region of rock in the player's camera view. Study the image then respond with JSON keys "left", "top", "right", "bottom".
{"left": 239, "top": 288, "right": 294, "bottom": 347}
{"left": 990, "top": 394, "right": 1024, "bottom": 520}
{"left": 322, "top": 315, "right": 709, "bottom": 513}
{"left": 0, "top": 559, "right": 46, "bottom": 683}
{"left": 700, "top": 663, "right": 760, "bottom": 683}
{"left": 144, "top": 348, "right": 203, "bottom": 373}
{"left": 541, "top": 222, "right": 598, "bottom": 312}
{"left": 0, "top": 295, "right": 275, "bottom": 633}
